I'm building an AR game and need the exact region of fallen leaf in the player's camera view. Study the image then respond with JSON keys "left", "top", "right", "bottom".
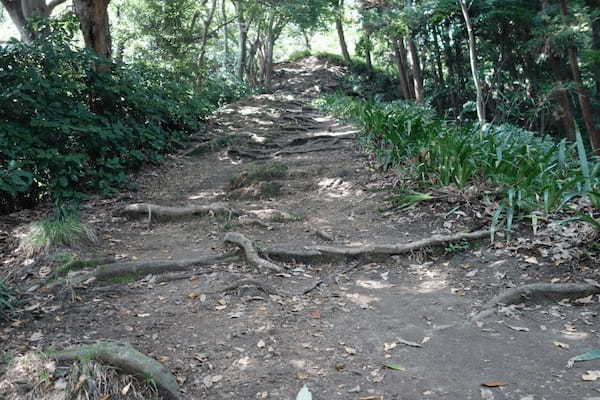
{"left": 582, "top": 370, "right": 600, "bottom": 381}
{"left": 296, "top": 384, "right": 312, "bottom": 400}
{"left": 481, "top": 381, "right": 508, "bottom": 387}
{"left": 187, "top": 292, "right": 200, "bottom": 299}
{"left": 311, "top": 311, "right": 321, "bottom": 319}
{"left": 121, "top": 382, "right": 132, "bottom": 395}
{"left": 568, "top": 349, "right": 600, "bottom": 368}
{"left": 553, "top": 341, "right": 570, "bottom": 349}
{"left": 344, "top": 347, "right": 356, "bottom": 355}
{"left": 215, "top": 305, "right": 227, "bottom": 311}
{"left": 257, "top": 340, "right": 266, "bottom": 348}
{"left": 524, "top": 256, "right": 539, "bottom": 264}
{"left": 384, "top": 363, "right": 405, "bottom": 371}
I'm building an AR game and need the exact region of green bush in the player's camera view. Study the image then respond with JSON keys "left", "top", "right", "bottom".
{"left": 288, "top": 49, "right": 312, "bottom": 61}
{"left": 0, "top": 20, "right": 248, "bottom": 213}
{"left": 318, "top": 94, "right": 600, "bottom": 235}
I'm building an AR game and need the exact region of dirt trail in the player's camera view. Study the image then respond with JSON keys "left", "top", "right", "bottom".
{"left": 3, "top": 57, "right": 600, "bottom": 400}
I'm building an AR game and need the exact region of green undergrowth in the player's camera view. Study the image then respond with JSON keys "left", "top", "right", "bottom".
{"left": 318, "top": 94, "right": 600, "bottom": 237}
{"left": 0, "top": 18, "right": 250, "bottom": 213}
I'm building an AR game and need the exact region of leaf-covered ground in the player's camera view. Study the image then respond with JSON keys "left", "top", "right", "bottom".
{"left": 2, "top": 57, "right": 600, "bottom": 400}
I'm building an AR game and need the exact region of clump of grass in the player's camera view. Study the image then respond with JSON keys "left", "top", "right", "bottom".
{"left": 230, "top": 161, "right": 288, "bottom": 189}
{"left": 19, "top": 209, "right": 96, "bottom": 257}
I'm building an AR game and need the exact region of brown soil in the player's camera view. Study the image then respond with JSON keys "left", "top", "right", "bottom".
{"left": 2, "top": 56, "right": 600, "bottom": 400}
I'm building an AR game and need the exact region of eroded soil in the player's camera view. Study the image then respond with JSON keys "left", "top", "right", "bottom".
{"left": 2, "top": 57, "right": 600, "bottom": 400}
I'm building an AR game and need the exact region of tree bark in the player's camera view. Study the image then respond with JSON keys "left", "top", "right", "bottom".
{"left": 458, "top": 0, "right": 485, "bottom": 123}
{"left": 73, "top": 0, "right": 112, "bottom": 59}
{"left": 407, "top": 36, "right": 423, "bottom": 102}
{"left": 222, "top": 0, "right": 229, "bottom": 61}
{"left": 1, "top": 0, "right": 66, "bottom": 42}
{"left": 335, "top": 0, "right": 351, "bottom": 64}
{"left": 559, "top": 0, "right": 600, "bottom": 154}
{"left": 233, "top": 0, "right": 248, "bottom": 81}
{"left": 391, "top": 38, "right": 412, "bottom": 100}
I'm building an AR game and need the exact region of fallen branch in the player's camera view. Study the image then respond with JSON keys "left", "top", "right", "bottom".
{"left": 49, "top": 341, "right": 181, "bottom": 400}
{"left": 224, "top": 232, "right": 283, "bottom": 272}
{"left": 472, "top": 282, "right": 600, "bottom": 321}
{"left": 120, "top": 203, "right": 238, "bottom": 220}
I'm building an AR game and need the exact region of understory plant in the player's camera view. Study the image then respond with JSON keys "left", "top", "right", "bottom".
{"left": 318, "top": 94, "right": 600, "bottom": 236}
{"left": 0, "top": 17, "right": 249, "bottom": 214}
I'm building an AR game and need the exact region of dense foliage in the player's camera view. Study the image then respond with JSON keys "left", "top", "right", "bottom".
{"left": 0, "top": 21, "right": 247, "bottom": 213}
{"left": 319, "top": 93, "right": 600, "bottom": 235}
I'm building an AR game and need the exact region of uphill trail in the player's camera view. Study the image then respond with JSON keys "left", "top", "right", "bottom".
{"left": 3, "top": 57, "right": 600, "bottom": 400}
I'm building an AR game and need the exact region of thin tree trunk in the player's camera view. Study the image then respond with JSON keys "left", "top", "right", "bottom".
{"left": 432, "top": 24, "right": 445, "bottom": 86}
{"left": 364, "top": 32, "right": 373, "bottom": 72}
{"left": 559, "top": 0, "right": 600, "bottom": 154}
{"left": 458, "top": 0, "right": 485, "bottom": 123}
{"left": 392, "top": 38, "right": 412, "bottom": 100}
{"left": 1, "top": 0, "right": 66, "bottom": 42}
{"left": 407, "top": 36, "right": 423, "bottom": 102}
{"left": 222, "top": 0, "right": 229, "bottom": 61}
{"left": 335, "top": 0, "right": 351, "bottom": 64}
{"left": 234, "top": 0, "right": 247, "bottom": 81}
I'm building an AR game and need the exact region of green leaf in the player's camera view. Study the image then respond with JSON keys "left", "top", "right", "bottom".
{"left": 296, "top": 385, "right": 312, "bottom": 400}
{"left": 568, "top": 349, "right": 600, "bottom": 368}
{"left": 384, "top": 363, "right": 405, "bottom": 371}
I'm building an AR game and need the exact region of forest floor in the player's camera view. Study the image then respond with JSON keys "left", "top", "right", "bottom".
{"left": 2, "top": 57, "right": 600, "bottom": 400}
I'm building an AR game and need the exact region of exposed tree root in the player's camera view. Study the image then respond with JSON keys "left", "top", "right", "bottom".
{"left": 284, "top": 134, "right": 353, "bottom": 147}
{"left": 93, "top": 255, "right": 238, "bottom": 281}
{"left": 49, "top": 341, "right": 181, "bottom": 400}
{"left": 228, "top": 148, "right": 271, "bottom": 160}
{"left": 472, "top": 282, "right": 600, "bottom": 321}
{"left": 272, "top": 145, "right": 343, "bottom": 157}
{"left": 224, "top": 232, "right": 283, "bottom": 272}
{"left": 263, "top": 230, "right": 490, "bottom": 264}
{"left": 48, "top": 254, "right": 238, "bottom": 288}
{"left": 120, "top": 203, "right": 238, "bottom": 220}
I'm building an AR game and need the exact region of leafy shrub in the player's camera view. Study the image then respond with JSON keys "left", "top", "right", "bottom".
{"left": 318, "top": 94, "right": 600, "bottom": 235}
{"left": 0, "top": 19, "right": 248, "bottom": 213}
{"left": 288, "top": 49, "right": 312, "bottom": 61}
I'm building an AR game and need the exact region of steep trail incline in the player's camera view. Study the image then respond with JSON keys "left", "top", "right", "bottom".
{"left": 2, "top": 57, "right": 600, "bottom": 400}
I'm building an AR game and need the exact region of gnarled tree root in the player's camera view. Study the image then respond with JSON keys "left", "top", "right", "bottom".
{"left": 472, "top": 282, "right": 600, "bottom": 321}
{"left": 263, "top": 230, "right": 490, "bottom": 264}
{"left": 49, "top": 341, "right": 181, "bottom": 400}
{"left": 224, "top": 232, "right": 283, "bottom": 272}
{"left": 120, "top": 203, "right": 238, "bottom": 220}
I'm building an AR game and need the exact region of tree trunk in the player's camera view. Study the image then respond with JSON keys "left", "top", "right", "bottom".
{"left": 432, "top": 24, "right": 445, "bottom": 87}
{"left": 458, "top": 0, "right": 485, "bottom": 123}
{"left": 391, "top": 38, "right": 412, "bottom": 100}
{"left": 364, "top": 32, "right": 373, "bottom": 72}
{"left": 234, "top": 0, "right": 248, "bottom": 81}
{"left": 407, "top": 36, "right": 423, "bottom": 102}
{"left": 222, "top": 0, "right": 229, "bottom": 62}
{"left": 335, "top": 0, "right": 351, "bottom": 64}
{"left": 1, "top": 0, "right": 66, "bottom": 42}
{"left": 73, "top": 0, "right": 112, "bottom": 60}
{"left": 585, "top": 0, "right": 600, "bottom": 98}
{"left": 559, "top": 0, "right": 600, "bottom": 154}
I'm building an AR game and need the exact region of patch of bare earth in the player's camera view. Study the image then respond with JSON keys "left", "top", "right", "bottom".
{"left": 2, "top": 57, "right": 600, "bottom": 400}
